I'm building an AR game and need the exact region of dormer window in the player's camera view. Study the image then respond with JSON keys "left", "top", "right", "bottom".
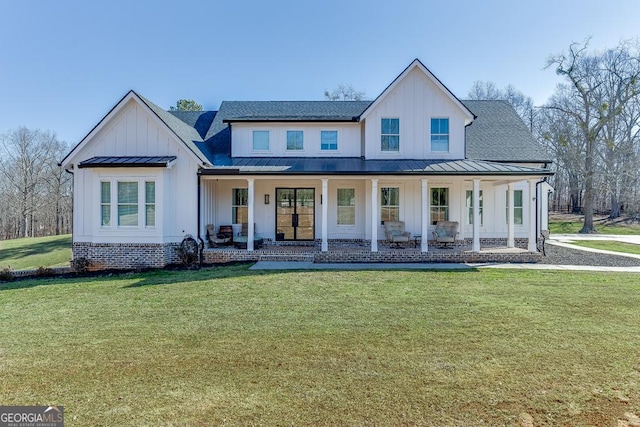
{"left": 381, "top": 118, "right": 399, "bottom": 151}
{"left": 321, "top": 130, "right": 338, "bottom": 151}
{"left": 253, "top": 131, "right": 270, "bottom": 151}
{"left": 431, "top": 118, "right": 449, "bottom": 152}
{"left": 287, "top": 130, "right": 304, "bottom": 151}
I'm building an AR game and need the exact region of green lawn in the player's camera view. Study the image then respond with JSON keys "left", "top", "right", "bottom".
{"left": 570, "top": 240, "right": 640, "bottom": 255}
{"left": 549, "top": 220, "right": 640, "bottom": 235}
{"left": 0, "top": 234, "right": 72, "bottom": 270}
{"left": 1, "top": 265, "right": 639, "bottom": 425}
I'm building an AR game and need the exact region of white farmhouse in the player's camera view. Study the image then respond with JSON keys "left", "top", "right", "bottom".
{"left": 61, "top": 59, "right": 553, "bottom": 269}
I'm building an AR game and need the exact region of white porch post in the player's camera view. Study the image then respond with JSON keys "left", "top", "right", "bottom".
{"left": 247, "top": 178, "right": 255, "bottom": 251}
{"left": 371, "top": 178, "right": 378, "bottom": 252}
{"left": 421, "top": 178, "right": 429, "bottom": 252}
{"left": 528, "top": 179, "right": 537, "bottom": 252}
{"left": 472, "top": 179, "right": 481, "bottom": 252}
{"left": 507, "top": 183, "right": 515, "bottom": 248}
{"left": 321, "top": 178, "right": 328, "bottom": 252}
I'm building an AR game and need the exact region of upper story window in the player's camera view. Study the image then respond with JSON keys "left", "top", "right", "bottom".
{"left": 431, "top": 118, "right": 449, "bottom": 152}
{"left": 321, "top": 130, "right": 338, "bottom": 151}
{"left": 253, "top": 131, "right": 270, "bottom": 151}
{"left": 381, "top": 118, "right": 399, "bottom": 152}
{"left": 286, "top": 130, "right": 304, "bottom": 151}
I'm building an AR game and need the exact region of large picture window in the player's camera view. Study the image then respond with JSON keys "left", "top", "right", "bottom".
{"left": 232, "top": 188, "right": 248, "bottom": 224}
{"left": 506, "top": 190, "right": 523, "bottom": 225}
{"left": 337, "top": 188, "right": 355, "bottom": 225}
{"left": 381, "top": 118, "right": 400, "bottom": 151}
{"left": 466, "top": 190, "right": 483, "bottom": 226}
{"left": 430, "top": 187, "right": 449, "bottom": 225}
{"left": 100, "top": 179, "right": 156, "bottom": 228}
{"left": 117, "top": 182, "right": 138, "bottom": 226}
{"left": 381, "top": 187, "right": 399, "bottom": 223}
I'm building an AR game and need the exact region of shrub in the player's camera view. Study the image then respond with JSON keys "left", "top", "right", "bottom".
{"left": 35, "top": 266, "right": 55, "bottom": 277}
{"left": 70, "top": 257, "right": 91, "bottom": 274}
{"left": 0, "top": 266, "right": 13, "bottom": 281}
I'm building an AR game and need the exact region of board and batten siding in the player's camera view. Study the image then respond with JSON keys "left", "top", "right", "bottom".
{"left": 231, "top": 122, "right": 362, "bottom": 157}
{"left": 363, "top": 67, "right": 468, "bottom": 160}
{"left": 70, "top": 99, "right": 200, "bottom": 244}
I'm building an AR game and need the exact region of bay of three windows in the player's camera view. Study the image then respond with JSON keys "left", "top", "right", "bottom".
{"left": 252, "top": 130, "right": 339, "bottom": 151}
{"left": 380, "top": 118, "right": 450, "bottom": 152}
{"left": 101, "top": 181, "right": 155, "bottom": 227}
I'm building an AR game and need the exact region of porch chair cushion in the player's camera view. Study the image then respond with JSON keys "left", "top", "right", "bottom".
{"left": 384, "top": 221, "right": 411, "bottom": 243}
{"left": 432, "top": 221, "right": 459, "bottom": 246}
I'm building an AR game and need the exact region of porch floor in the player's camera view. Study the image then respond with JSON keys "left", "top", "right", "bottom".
{"left": 203, "top": 241, "right": 539, "bottom": 264}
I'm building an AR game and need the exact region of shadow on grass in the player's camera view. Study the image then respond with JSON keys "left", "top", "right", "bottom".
{"left": 1, "top": 262, "right": 480, "bottom": 291}
{"left": 0, "top": 236, "right": 72, "bottom": 264}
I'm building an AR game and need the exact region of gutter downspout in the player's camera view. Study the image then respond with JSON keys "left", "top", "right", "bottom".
{"left": 535, "top": 176, "right": 548, "bottom": 254}
{"left": 197, "top": 173, "right": 205, "bottom": 266}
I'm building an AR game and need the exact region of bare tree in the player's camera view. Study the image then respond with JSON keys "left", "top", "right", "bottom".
{"left": 0, "top": 127, "right": 71, "bottom": 238}
{"left": 324, "top": 84, "right": 367, "bottom": 101}
{"left": 545, "top": 39, "right": 640, "bottom": 232}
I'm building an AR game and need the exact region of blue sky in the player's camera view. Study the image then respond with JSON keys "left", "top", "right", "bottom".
{"left": 1, "top": 0, "right": 638, "bottom": 145}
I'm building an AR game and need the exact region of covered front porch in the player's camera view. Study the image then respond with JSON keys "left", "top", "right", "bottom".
{"left": 200, "top": 171, "right": 548, "bottom": 261}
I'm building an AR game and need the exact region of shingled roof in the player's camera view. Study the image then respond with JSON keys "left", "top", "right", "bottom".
{"left": 164, "top": 99, "right": 551, "bottom": 169}
{"left": 463, "top": 100, "right": 550, "bottom": 163}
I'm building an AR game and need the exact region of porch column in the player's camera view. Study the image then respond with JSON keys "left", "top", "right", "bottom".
{"left": 528, "top": 179, "right": 537, "bottom": 252}
{"left": 321, "top": 178, "right": 328, "bottom": 252}
{"left": 507, "top": 183, "right": 515, "bottom": 248}
{"left": 247, "top": 178, "right": 255, "bottom": 251}
{"left": 421, "top": 178, "right": 429, "bottom": 252}
{"left": 371, "top": 178, "right": 378, "bottom": 252}
{"left": 472, "top": 179, "right": 481, "bottom": 252}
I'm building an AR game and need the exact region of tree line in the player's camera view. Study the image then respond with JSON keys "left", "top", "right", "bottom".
{"left": 469, "top": 39, "right": 640, "bottom": 233}
{"left": 0, "top": 127, "right": 72, "bottom": 239}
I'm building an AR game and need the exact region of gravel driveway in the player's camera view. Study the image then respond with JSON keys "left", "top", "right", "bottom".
{"left": 540, "top": 242, "right": 640, "bottom": 267}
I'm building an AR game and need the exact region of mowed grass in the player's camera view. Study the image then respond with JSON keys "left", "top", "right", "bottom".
{"left": 1, "top": 266, "right": 640, "bottom": 426}
{"left": 550, "top": 220, "right": 640, "bottom": 235}
{"left": 571, "top": 240, "right": 640, "bottom": 255}
{"left": 0, "top": 234, "right": 72, "bottom": 270}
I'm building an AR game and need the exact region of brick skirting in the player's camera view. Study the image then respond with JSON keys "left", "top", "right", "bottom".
{"left": 73, "top": 242, "right": 181, "bottom": 270}
{"left": 74, "top": 237, "right": 542, "bottom": 270}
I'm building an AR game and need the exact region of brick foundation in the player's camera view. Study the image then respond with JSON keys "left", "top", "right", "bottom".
{"left": 73, "top": 242, "right": 181, "bottom": 270}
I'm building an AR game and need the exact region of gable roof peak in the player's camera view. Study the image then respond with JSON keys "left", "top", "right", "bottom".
{"left": 360, "top": 58, "right": 476, "bottom": 123}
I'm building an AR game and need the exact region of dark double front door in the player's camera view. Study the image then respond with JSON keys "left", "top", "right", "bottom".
{"left": 275, "top": 188, "right": 315, "bottom": 241}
